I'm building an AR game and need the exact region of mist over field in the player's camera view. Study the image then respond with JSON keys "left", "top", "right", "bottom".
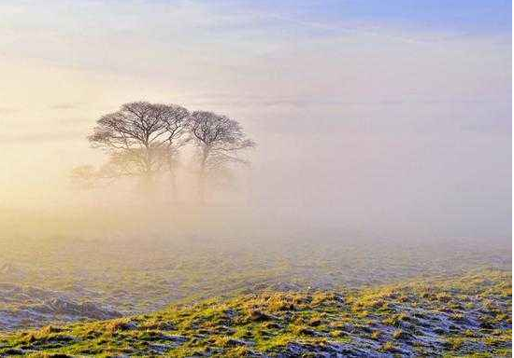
{"left": 0, "top": 1, "right": 511, "bottom": 356}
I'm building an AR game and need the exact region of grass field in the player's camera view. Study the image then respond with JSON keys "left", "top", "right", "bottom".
{"left": 0, "top": 270, "right": 510, "bottom": 357}
{"left": 0, "top": 209, "right": 511, "bottom": 356}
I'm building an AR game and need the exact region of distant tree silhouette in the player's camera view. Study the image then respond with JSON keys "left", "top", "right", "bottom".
{"left": 75, "top": 102, "right": 189, "bottom": 193}
{"left": 187, "top": 111, "right": 255, "bottom": 203}
{"left": 72, "top": 102, "right": 256, "bottom": 203}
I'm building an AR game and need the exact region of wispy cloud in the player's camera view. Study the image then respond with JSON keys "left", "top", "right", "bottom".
{"left": 49, "top": 103, "right": 83, "bottom": 110}
{"left": 0, "top": 130, "right": 84, "bottom": 144}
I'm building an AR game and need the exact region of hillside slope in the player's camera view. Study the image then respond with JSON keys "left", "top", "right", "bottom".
{"left": 0, "top": 283, "right": 121, "bottom": 331}
{"left": 0, "top": 270, "right": 511, "bottom": 357}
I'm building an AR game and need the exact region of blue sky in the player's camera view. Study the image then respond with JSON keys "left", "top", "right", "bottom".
{"left": 237, "top": 0, "right": 511, "bottom": 30}
{"left": 199, "top": 0, "right": 512, "bottom": 42}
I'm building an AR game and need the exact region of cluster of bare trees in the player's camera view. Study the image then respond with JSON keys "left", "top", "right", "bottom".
{"left": 72, "top": 101, "right": 255, "bottom": 203}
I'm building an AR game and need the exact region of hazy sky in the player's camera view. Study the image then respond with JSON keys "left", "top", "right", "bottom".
{"left": 0, "top": 1, "right": 511, "bottom": 238}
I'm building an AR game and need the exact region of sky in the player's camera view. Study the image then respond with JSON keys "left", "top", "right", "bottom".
{"left": 0, "top": 0, "right": 511, "bottom": 238}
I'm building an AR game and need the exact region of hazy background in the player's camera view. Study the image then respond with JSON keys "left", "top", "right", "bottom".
{"left": 0, "top": 0, "right": 511, "bottom": 240}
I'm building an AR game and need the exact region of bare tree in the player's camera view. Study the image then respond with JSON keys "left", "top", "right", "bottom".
{"left": 83, "top": 101, "right": 189, "bottom": 192}
{"left": 188, "top": 111, "right": 255, "bottom": 202}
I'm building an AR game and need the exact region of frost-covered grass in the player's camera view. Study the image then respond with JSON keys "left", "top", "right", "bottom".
{"left": 0, "top": 225, "right": 511, "bottom": 336}
{"left": 0, "top": 231, "right": 510, "bottom": 326}
{"left": 0, "top": 270, "right": 510, "bottom": 357}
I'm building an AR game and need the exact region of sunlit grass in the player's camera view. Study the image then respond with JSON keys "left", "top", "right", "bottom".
{"left": 0, "top": 270, "right": 510, "bottom": 357}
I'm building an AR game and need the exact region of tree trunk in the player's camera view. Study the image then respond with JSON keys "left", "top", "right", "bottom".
{"left": 166, "top": 157, "right": 178, "bottom": 203}
{"left": 198, "top": 149, "right": 209, "bottom": 204}
{"left": 140, "top": 171, "right": 156, "bottom": 195}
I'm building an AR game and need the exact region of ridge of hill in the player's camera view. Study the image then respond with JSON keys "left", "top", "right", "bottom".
{"left": 0, "top": 270, "right": 511, "bottom": 357}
